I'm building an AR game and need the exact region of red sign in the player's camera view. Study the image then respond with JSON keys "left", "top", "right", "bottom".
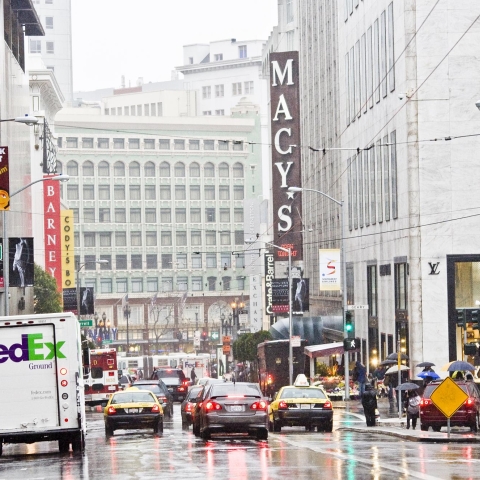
{"left": 0, "top": 147, "right": 10, "bottom": 211}
{"left": 43, "top": 177, "right": 62, "bottom": 289}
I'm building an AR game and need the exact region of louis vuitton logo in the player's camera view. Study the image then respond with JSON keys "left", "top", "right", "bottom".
{"left": 428, "top": 262, "right": 440, "bottom": 275}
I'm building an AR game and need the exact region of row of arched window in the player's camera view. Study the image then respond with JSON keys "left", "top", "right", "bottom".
{"left": 59, "top": 161, "right": 245, "bottom": 178}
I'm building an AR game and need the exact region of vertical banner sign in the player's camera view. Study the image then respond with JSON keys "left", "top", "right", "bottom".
{"left": 61, "top": 210, "right": 74, "bottom": 290}
{"left": 272, "top": 278, "right": 289, "bottom": 313}
{"left": 264, "top": 253, "right": 275, "bottom": 316}
{"left": 270, "top": 52, "right": 303, "bottom": 261}
{"left": 0, "top": 147, "right": 10, "bottom": 210}
{"left": 43, "top": 177, "right": 62, "bottom": 289}
{"left": 292, "top": 278, "right": 309, "bottom": 315}
{"left": 249, "top": 274, "right": 262, "bottom": 332}
{"left": 319, "top": 249, "right": 341, "bottom": 291}
{"left": 9, "top": 237, "right": 34, "bottom": 287}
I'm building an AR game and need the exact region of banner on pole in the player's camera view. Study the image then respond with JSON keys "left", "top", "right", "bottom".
{"left": 319, "top": 249, "right": 341, "bottom": 291}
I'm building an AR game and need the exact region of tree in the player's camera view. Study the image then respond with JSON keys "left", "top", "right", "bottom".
{"left": 33, "top": 263, "right": 62, "bottom": 314}
{"left": 232, "top": 330, "right": 272, "bottom": 382}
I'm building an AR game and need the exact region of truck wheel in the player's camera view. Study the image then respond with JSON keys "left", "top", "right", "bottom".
{"left": 58, "top": 438, "right": 69, "bottom": 453}
{"left": 72, "top": 432, "right": 85, "bottom": 453}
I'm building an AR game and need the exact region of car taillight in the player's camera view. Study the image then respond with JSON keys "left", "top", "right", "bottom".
{"left": 198, "top": 402, "right": 203, "bottom": 409}
{"left": 420, "top": 398, "right": 432, "bottom": 407}
{"left": 182, "top": 380, "right": 190, "bottom": 386}
{"left": 267, "top": 375, "right": 273, "bottom": 385}
{"left": 250, "top": 401, "right": 267, "bottom": 411}
{"left": 323, "top": 401, "right": 332, "bottom": 410}
{"left": 158, "top": 396, "right": 167, "bottom": 403}
{"left": 107, "top": 406, "right": 117, "bottom": 415}
{"left": 465, "top": 397, "right": 475, "bottom": 407}
{"left": 278, "top": 401, "right": 288, "bottom": 410}
{"left": 151, "top": 404, "right": 160, "bottom": 413}
{"left": 178, "top": 386, "right": 186, "bottom": 392}
{"left": 186, "top": 402, "right": 193, "bottom": 412}
{"left": 205, "top": 401, "right": 222, "bottom": 412}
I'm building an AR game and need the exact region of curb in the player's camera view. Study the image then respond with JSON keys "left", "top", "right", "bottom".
{"left": 338, "top": 426, "right": 480, "bottom": 443}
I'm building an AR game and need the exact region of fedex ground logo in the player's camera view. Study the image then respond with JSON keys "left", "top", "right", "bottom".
{"left": 0, "top": 333, "right": 66, "bottom": 363}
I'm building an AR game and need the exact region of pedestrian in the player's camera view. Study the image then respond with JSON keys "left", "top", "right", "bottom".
{"left": 361, "top": 383, "right": 378, "bottom": 427}
{"left": 190, "top": 367, "right": 197, "bottom": 384}
{"left": 404, "top": 390, "right": 421, "bottom": 430}
{"left": 353, "top": 361, "right": 367, "bottom": 399}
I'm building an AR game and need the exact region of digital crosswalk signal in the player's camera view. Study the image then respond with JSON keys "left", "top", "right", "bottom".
{"left": 343, "top": 337, "right": 361, "bottom": 351}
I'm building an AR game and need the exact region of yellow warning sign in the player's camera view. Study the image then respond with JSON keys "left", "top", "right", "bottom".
{"left": 430, "top": 377, "right": 469, "bottom": 418}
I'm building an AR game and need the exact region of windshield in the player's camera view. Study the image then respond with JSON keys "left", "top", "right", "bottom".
{"left": 210, "top": 383, "right": 262, "bottom": 398}
{"left": 134, "top": 384, "right": 162, "bottom": 395}
{"left": 280, "top": 388, "right": 327, "bottom": 400}
{"left": 155, "top": 369, "right": 186, "bottom": 379}
{"left": 111, "top": 392, "right": 156, "bottom": 404}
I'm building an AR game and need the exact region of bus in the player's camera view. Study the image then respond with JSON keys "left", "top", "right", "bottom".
{"left": 84, "top": 348, "right": 119, "bottom": 406}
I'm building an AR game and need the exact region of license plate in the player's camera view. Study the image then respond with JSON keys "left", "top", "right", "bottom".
{"left": 300, "top": 404, "right": 310, "bottom": 410}
{"left": 168, "top": 388, "right": 173, "bottom": 392}
{"left": 230, "top": 405, "right": 244, "bottom": 412}
{"left": 127, "top": 408, "right": 139, "bottom": 413}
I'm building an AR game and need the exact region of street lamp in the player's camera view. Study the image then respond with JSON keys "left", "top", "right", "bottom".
{"left": 3, "top": 173, "right": 69, "bottom": 315}
{"left": 287, "top": 186, "right": 349, "bottom": 399}
{"left": 124, "top": 303, "right": 131, "bottom": 356}
{"left": 245, "top": 238, "right": 293, "bottom": 385}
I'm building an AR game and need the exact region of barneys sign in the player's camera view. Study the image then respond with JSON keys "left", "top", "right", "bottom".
{"left": 270, "top": 51, "right": 303, "bottom": 261}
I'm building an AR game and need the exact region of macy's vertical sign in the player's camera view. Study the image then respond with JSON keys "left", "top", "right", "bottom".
{"left": 270, "top": 52, "right": 303, "bottom": 261}
{"left": 43, "top": 177, "right": 62, "bottom": 289}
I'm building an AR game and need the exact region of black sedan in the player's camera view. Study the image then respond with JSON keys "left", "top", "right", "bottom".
{"left": 198, "top": 382, "right": 268, "bottom": 441}
{"left": 131, "top": 379, "right": 174, "bottom": 418}
{"left": 181, "top": 385, "right": 204, "bottom": 429}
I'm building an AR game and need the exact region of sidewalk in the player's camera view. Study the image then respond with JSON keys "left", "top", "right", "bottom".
{"left": 333, "top": 397, "right": 480, "bottom": 443}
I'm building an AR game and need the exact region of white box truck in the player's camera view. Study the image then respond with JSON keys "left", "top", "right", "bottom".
{"left": 0, "top": 312, "right": 86, "bottom": 455}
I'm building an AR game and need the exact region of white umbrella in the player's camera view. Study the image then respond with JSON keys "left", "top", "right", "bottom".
{"left": 385, "top": 365, "right": 410, "bottom": 375}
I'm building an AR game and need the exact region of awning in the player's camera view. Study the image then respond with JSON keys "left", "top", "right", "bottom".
{"left": 304, "top": 342, "right": 344, "bottom": 359}
{"left": 11, "top": 0, "right": 45, "bottom": 36}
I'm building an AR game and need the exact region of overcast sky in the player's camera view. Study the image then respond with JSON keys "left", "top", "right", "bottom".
{"left": 71, "top": 0, "right": 278, "bottom": 92}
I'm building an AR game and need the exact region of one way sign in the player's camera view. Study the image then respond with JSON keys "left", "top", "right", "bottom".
{"left": 343, "top": 337, "right": 361, "bottom": 351}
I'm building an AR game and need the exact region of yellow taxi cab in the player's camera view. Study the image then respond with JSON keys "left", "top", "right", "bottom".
{"left": 268, "top": 374, "right": 333, "bottom": 432}
{"left": 104, "top": 387, "right": 164, "bottom": 436}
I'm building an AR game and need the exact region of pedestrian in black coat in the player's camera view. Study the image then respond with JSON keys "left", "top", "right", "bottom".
{"left": 361, "top": 384, "right": 378, "bottom": 427}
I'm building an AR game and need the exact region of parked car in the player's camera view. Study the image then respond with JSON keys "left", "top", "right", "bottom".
{"left": 151, "top": 368, "right": 189, "bottom": 402}
{"left": 420, "top": 380, "right": 480, "bottom": 432}
{"left": 103, "top": 387, "right": 163, "bottom": 436}
{"left": 181, "top": 385, "right": 204, "bottom": 429}
{"left": 198, "top": 382, "right": 269, "bottom": 441}
{"left": 131, "top": 379, "right": 174, "bottom": 418}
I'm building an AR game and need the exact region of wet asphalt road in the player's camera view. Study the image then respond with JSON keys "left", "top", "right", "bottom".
{"left": 2, "top": 406, "right": 480, "bottom": 479}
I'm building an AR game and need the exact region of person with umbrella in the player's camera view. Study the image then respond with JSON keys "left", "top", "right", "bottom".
{"left": 361, "top": 383, "right": 378, "bottom": 427}
{"left": 404, "top": 388, "right": 421, "bottom": 430}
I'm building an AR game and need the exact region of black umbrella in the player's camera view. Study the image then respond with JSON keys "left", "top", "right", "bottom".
{"left": 395, "top": 382, "right": 420, "bottom": 391}
{"left": 380, "top": 359, "right": 397, "bottom": 366}
{"left": 417, "top": 361, "right": 435, "bottom": 368}
{"left": 387, "top": 352, "right": 409, "bottom": 361}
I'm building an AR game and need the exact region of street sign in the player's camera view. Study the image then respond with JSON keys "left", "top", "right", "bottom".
{"left": 430, "top": 377, "right": 468, "bottom": 418}
{"left": 222, "top": 336, "right": 231, "bottom": 344}
{"left": 291, "top": 335, "right": 301, "bottom": 347}
{"left": 79, "top": 319, "right": 93, "bottom": 327}
{"left": 211, "top": 331, "right": 219, "bottom": 341}
{"left": 223, "top": 345, "right": 231, "bottom": 354}
{"left": 346, "top": 305, "right": 369, "bottom": 310}
{"left": 103, "top": 340, "right": 113, "bottom": 344}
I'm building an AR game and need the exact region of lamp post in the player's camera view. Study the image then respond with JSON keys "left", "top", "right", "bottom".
{"left": 124, "top": 303, "right": 131, "bottom": 356}
{"left": 3, "top": 174, "right": 69, "bottom": 315}
{"left": 245, "top": 238, "right": 293, "bottom": 385}
{"left": 93, "top": 311, "right": 99, "bottom": 345}
{"left": 288, "top": 186, "right": 349, "bottom": 399}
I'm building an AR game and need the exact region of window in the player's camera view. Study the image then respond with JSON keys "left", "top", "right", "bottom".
{"left": 175, "top": 185, "right": 186, "bottom": 200}
{"left": 129, "top": 254, "right": 141, "bottom": 269}
{"left": 144, "top": 139, "right": 155, "bottom": 150}
{"left": 130, "top": 185, "right": 141, "bottom": 200}
{"left": 129, "top": 138, "right": 140, "bottom": 149}
{"left": 132, "top": 279, "right": 143, "bottom": 293}
{"left": 144, "top": 104, "right": 149, "bottom": 116}
{"left": 192, "top": 277, "right": 202, "bottom": 291}
{"left": 83, "top": 208, "right": 95, "bottom": 222}
{"left": 174, "top": 162, "right": 185, "bottom": 177}
{"left": 238, "top": 45, "right": 247, "bottom": 58}
{"left": 286, "top": 0, "right": 294, "bottom": 23}
{"left": 214, "top": 54, "right": 223, "bottom": 61}
{"left": 98, "top": 138, "right": 109, "bottom": 149}
{"left": 192, "top": 254, "right": 202, "bottom": 268}
{"left": 177, "top": 278, "right": 187, "bottom": 292}
{"left": 159, "top": 185, "right": 171, "bottom": 200}
{"left": 99, "top": 208, "right": 110, "bottom": 223}
{"left": 113, "top": 138, "right": 124, "bottom": 149}
{"left": 84, "top": 255, "right": 96, "bottom": 269}
{"left": 99, "top": 233, "right": 111, "bottom": 247}
{"left": 83, "top": 185, "right": 94, "bottom": 200}
{"left": 46, "top": 41, "right": 54, "bottom": 54}
{"left": 144, "top": 162, "right": 155, "bottom": 177}
{"left": 72, "top": 209, "right": 79, "bottom": 223}
{"left": 391, "top": 131, "right": 398, "bottom": 219}
{"left": 159, "top": 139, "right": 170, "bottom": 150}
{"left": 117, "top": 278, "right": 127, "bottom": 293}
{"left": 191, "top": 231, "right": 201, "bottom": 246}
{"left": 206, "top": 208, "right": 215, "bottom": 222}
{"left": 189, "top": 163, "right": 200, "bottom": 177}
{"left": 190, "top": 208, "right": 201, "bottom": 222}
{"left": 236, "top": 277, "right": 245, "bottom": 290}
{"left": 233, "top": 186, "right": 244, "bottom": 200}
{"left": 162, "top": 278, "right": 173, "bottom": 292}
{"left": 67, "top": 185, "right": 78, "bottom": 200}
{"left": 176, "top": 208, "right": 186, "bottom": 223}
{"left": 232, "top": 82, "right": 242, "bottom": 95}
{"left": 215, "top": 110, "right": 224, "bottom": 116}
{"left": 115, "top": 232, "right": 127, "bottom": 247}
{"left": 114, "top": 185, "right": 125, "bottom": 200}
{"left": 204, "top": 140, "right": 215, "bottom": 150}
{"left": 206, "top": 231, "right": 216, "bottom": 246}
{"left": 147, "top": 278, "right": 158, "bottom": 292}
{"left": 233, "top": 163, "right": 244, "bottom": 177}
{"left": 114, "top": 161, "right": 125, "bottom": 176}
{"left": 205, "top": 186, "right": 215, "bottom": 200}
{"left": 176, "top": 231, "right": 187, "bottom": 246}
{"left": 100, "top": 279, "right": 112, "bottom": 294}
{"left": 146, "top": 254, "right": 157, "bottom": 269}
{"left": 367, "top": 265, "right": 378, "bottom": 317}
{"left": 236, "top": 254, "right": 245, "bottom": 268}
{"left": 174, "top": 140, "right": 185, "bottom": 150}
{"left": 159, "top": 162, "right": 170, "bottom": 177}
{"left": 220, "top": 209, "right": 230, "bottom": 222}
{"left": 161, "top": 231, "right": 172, "bottom": 246}
{"left": 207, "top": 277, "right": 216, "bottom": 291}
{"left": 131, "top": 105, "right": 136, "bottom": 115}
{"left": 219, "top": 163, "right": 229, "bottom": 177}
{"left": 189, "top": 140, "right": 200, "bottom": 150}
{"left": 189, "top": 57, "right": 194, "bottom": 64}
{"left": 219, "top": 140, "right": 229, "bottom": 151}
{"left": 137, "top": 105, "right": 142, "bottom": 116}
{"left": 151, "top": 103, "right": 156, "bottom": 116}
{"left": 162, "top": 254, "right": 173, "bottom": 269}
{"left": 220, "top": 232, "right": 231, "bottom": 245}
{"left": 206, "top": 254, "right": 216, "bottom": 268}
{"left": 219, "top": 186, "right": 230, "bottom": 200}
{"left": 388, "top": 2, "right": 395, "bottom": 92}
{"left": 131, "top": 232, "right": 142, "bottom": 246}
{"left": 79, "top": 138, "right": 93, "bottom": 150}
{"left": 66, "top": 137, "right": 78, "bottom": 148}
{"left": 160, "top": 208, "right": 171, "bottom": 223}
{"left": 83, "top": 161, "right": 94, "bottom": 176}
{"left": 204, "top": 163, "right": 215, "bottom": 177}
{"left": 394, "top": 263, "right": 408, "bottom": 311}
{"left": 84, "top": 233, "right": 95, "bottom": 247}
{"left": 146, "top": 232, "right": 157, "bottom": 246}
{"left": 124, "top": 106, "right": 130, "bottom": 115}
{"left": 100, "top": 255, "right": 111, "bottom": 269}
{"left": 145, "top": 208, "right": 156, "bottom": 223}
{"left": 115, "top": 208, "right": 126, "bottom": 223}
{"left": 57, "top": 137, "right": 62, "bottom": 148}
{"left": 244, "top": 81, "right": 254, "bottom": 94}
{"left": 215, "top": 84, "right": 224, "bottom": 97}
{"left": 202, "top": 86, "right": 211, "bottom": 99}
{"left": 145, "top": 185, "right": 156, "bottom": 200}
{"left": 130, "top": 208, "right": 141, "bottom": 223}
{"left": 30, "top": 39, "right": 41, "bottom": 53}
{"left": 129, "top": 162, "right": 140, "bottom": 176}
{"left": 190, "top": 185, "right": 200, "bottom": 200}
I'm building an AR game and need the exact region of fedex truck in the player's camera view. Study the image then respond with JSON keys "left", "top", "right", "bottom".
{"left": 0, "top": 313, "right": 86, "bottom": 455}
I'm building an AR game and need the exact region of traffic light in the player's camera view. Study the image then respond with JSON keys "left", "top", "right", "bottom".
{"left": 345, "top": 311, "right": 354, "bottom": 337}
{"left": 464, "top": 343, "right": 478, "bottom": 356}
{"left": 201, "top": 330, "right": 208, "bottom": 341}
{"left": 343, "top": 337, "right": 361, "bottom": 351}
{"left": 456, "top": 309, "right": 466, "bottom": 328}
{"left": 471, "top": 309, "right": 480, "bottom": 330}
